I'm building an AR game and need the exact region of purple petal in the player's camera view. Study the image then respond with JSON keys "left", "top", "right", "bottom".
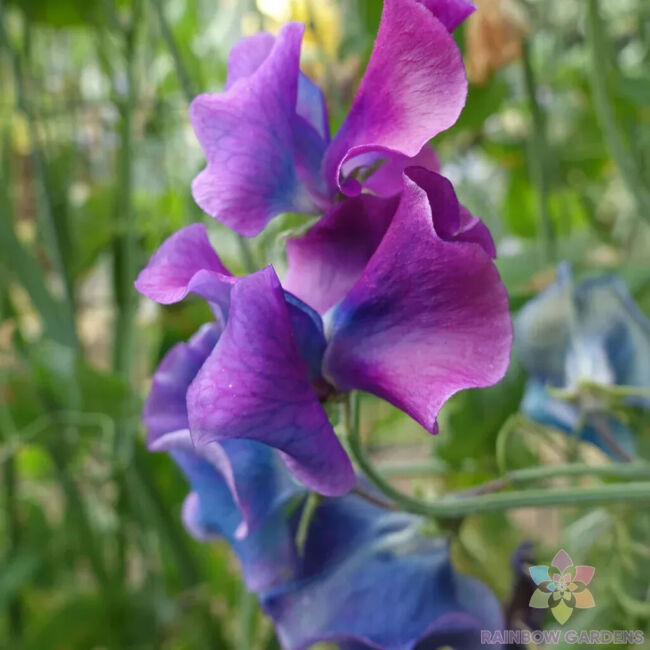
{"left": 457, "top": 205, "right": 497, "bottom": 259}
{"left": 323, "top": 175, "right": 512, "bottom": 432}
{"left": 190, "top": 23, "right": 318, "bottom": 236}
{"left": 323, "top": 0, "right": 468, "bottom": 194}
{"left": 552, "top": 550, "right": 573, "bottom": 573}
{"left": 263, "top": 494, "right": 504, "bottom": 650}
{"left": 405, "top": 168, "right": 496, "bottom": 258}
{"left": 226, "top": 32, "right": 275, "bottom": 88}
{"left": 417, "top": 0, "right": 476, "bottom": 32}
{"left": 145, "top": 326, "right": 302, "bottom": 539}
{"left": 143, "top": 323, "right": 220, "bottom": 447}
{"left": 187, "top": 266, "right": 355, "bottom": 496}
{"left": 134, "top": 224, "right": 232, "bottom": 306}
{"left": 283, "top": 194, "right": 398, "bottom": 314}
{"left": 361, "top": 144, "right": 440, "bottom": 198}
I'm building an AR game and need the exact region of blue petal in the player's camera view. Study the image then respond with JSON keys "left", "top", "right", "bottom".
{"left": 262, "top": 494, "right": 504, "bottom": 650}
{"left": 284, "top": 291, "right": 328, "bottom": 386}
{"left": 514, "top": 264, "right": 573, "bottom": 386}
{"left": 521, "top": 380, "right": 637, "bottom": 459}
{"left": 573, "top": 276, "right": 650, "bottom": 398}
{"left": 516, "top": 265, "right": 650, "bottom": 396}
{"left": 169, "top": 436, "right": 302, "bottom": 591}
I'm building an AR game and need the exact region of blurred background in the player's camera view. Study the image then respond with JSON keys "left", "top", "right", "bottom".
{"left": 1, "top": 0, "right": 649, "bottom": 648}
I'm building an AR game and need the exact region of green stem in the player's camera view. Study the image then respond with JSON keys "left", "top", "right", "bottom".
{"left": 587, "top": 0, "right": 650, "bottom": 226}
{"left": 522, "top": 39, "right": 555, "bottom": 264}
{"left": 345, "top": 393, "right": 650, "bottom": 519}
{"left": 379, "top": 460, "right": 650, "bottom": 487}
{"left": 2, "top": 433, "right": 23, "bottom": 641}
{"left": 130, "top": 444, "right": 228, "bottom": 649}
{"left": 150, "top": 0, "right": 196, "bottom": 99}
{"left": 295, "top": 492, "right": 321, "bottom": 552}
{"left": 457, "top": 461, "right": 650, "bottom": 496}
{"left": 47, "top": 442, "right": 111, "bottom": 589}
{"left": 0, "top": 4, "right": 77, "bottom": 346}
{"left": 0, "top": 136, "right": 74, "bottom": 347}
{"left": 112, "top": 5, "right": 140, "bottom": 380}
{"left": 239, "top": 584, "right": 257, "bottom": 650}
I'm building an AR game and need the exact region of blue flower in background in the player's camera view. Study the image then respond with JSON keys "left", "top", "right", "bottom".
{"left": 515, "top": 264, "right": 650, "bottom": 458}
{"left": 144, "top": 325, "right": 505, "bottom": 649}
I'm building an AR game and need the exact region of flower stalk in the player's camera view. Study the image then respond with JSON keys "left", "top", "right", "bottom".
{"left": 344, "top": 392, "right": 650, "bottom": 519}
{"left": 587, "top": 0, "right": 650, "bottom": 227}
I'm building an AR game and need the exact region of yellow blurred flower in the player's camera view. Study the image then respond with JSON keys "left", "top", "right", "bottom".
{"left": 254, "top": 0, "right": 341, "bottom": 59}
{"left": 466, "top": 0, "right": 529, "bottom": 85}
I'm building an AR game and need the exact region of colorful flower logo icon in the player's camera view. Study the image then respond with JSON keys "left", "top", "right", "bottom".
{"left": 529, "top": 549, "right": 595, "bottom": 624}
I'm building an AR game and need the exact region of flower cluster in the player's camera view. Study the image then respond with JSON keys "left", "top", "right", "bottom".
{"left": 515, "top": 264, "right": 650, "bottom": 459}
{"left": 137, "top": 0, "right": 514, "bottom": 646}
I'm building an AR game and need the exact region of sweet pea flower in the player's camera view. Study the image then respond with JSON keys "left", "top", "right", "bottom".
{"left": 143, "top": 331, "right": 504, "bottom": 648}
{"left": 515, "top": 264, "right": 650, "bottom": 458}
{"left": 189, "top": 0, "right": 476, "bottom": 236}
{"left": 136, "top": 168, "right": 512, "bottom": 496}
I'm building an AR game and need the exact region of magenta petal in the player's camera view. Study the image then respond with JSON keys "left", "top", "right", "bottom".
{"left": 417, "top": 0, "right": 476, "bottom": 32}
{"left": 361, "top": 144, "right": 441, "bottom": 198}
{"left": 187, "top": 266, "right": 355, "bottom": 496}
{"left": 457, "top": 205, "right": 497, "bottom": 259}
{"left": 190, "top": 23, "right": 317, "bottom": 236}
{"left": 406, "top": 168, "right": 497, "bottom": 258}
{"left": 323, "top": 176, "right": 512, "bottom": 432}
{"left": 134, "top": 224, "right": 232, "bottom": 305}
{"left": 323, "top": 0, "right": 468, "bottom": 194}
{"left": 574, "top": 565, "right": 595, "bottom": 585}
{"left": 406, "top": 166, "right": 461, "bottom": 239}
{"left": 283, "top": 194, "right": 398, "bottom": 314}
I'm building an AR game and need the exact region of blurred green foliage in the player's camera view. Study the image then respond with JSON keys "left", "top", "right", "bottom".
{"left": 1, "top": 0, "right": 649, "bottom": 648}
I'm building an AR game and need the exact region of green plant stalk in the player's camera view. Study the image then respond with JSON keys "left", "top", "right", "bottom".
{"left": 112, "top": 11, "right": 139, "bottom": 381}
{"left": 151, "top": 0, "right": 256, "bottom": 273}
{"left": 151, "top": 0, "right": 196, "bottom": 99}
{"left": 379, "top": 460, "right": 650, "bottom": 486}
{"left": 47, "top": 442, "right": 111, "bottom": 589}
{"left": 522, "top": 39, "right": 556, "bottom": 264}
{"left": 456, "top": 461, "right": 650, "bottom": 496}
{"left": 104, "top": 12, "right": 226, "bottom": 645}
{"left": 239, "top": 584, "right": 257, "bottom": 650}
{"left": 130, "top": 443, "right": 229, "bottom": 649}
{"left": 1, "top": 410, "right": 23, "bottom": 641}
{"left": 0, "top": 3, "right": 77, "bottom": 340}
{"left": 0, "top": 136, "right": 74, "bottom": 347}
{"left": 587, "top": 0, "right": 650, "bottom": 226}
{"left": 295, "top": 492, "right": 321, "bottom": 552}
{"left": 109, "top": 5, "right": 142, "bottom": 596}
{"left": 344, "top": 393, "right": 650, "bottom": 519}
